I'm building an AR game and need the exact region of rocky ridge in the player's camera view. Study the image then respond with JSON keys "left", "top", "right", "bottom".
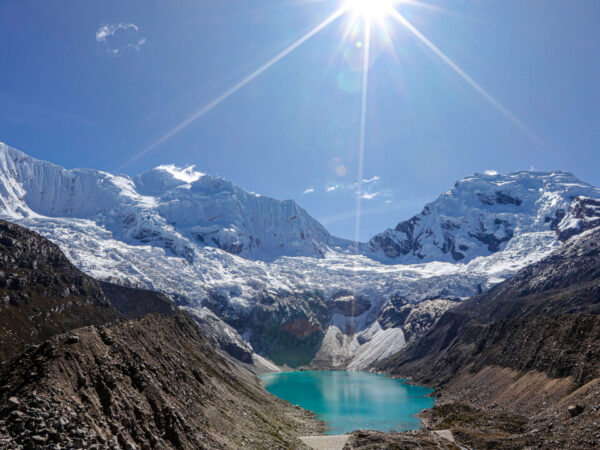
{"left": 0, "top": 313, "right": 322, "bottom": 449}
{"left": 375, "top": 226, "right": 600, "bottom": 448}
{"left": 378, "top": 226, "right": 600, "bottom": 385}
{"left": 0, "top": 220, "right": 121, "bottom": 360}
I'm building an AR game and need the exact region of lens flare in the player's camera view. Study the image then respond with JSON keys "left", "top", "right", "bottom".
{"left": 345, "top": 0, "right": 395, "bottom": 20}
{"left": 354, "top": 21, "right": 372, "bottom": 244}
{"left": 123, "top": 0, "right": 539, "bottom": 195}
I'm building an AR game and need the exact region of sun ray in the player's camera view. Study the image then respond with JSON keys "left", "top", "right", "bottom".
{"left": 119, "top": 7, "right": 347, "bottom": 170}
{"left": 327, "top": 15, "right": 360, "bottom": 70}
{"left": 389, "top": 8, "right": 542, "bottom": 144}
{"left": 354, "top": 20, "right": 372, "bottom": 244}
{"left": 400, "top": 0, "right": 453, "bottom": 15}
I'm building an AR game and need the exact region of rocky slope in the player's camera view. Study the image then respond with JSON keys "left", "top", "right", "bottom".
{"left": 99, "top": 281, "right": 177, "bottom": 320}
{"left": 0, "top": 219, "right": 321, "bottom": 448}
{"left": 0, "top": 220, "right": 121, "bottom": 360}
{"left": 378, "top": 226, "right": 600, "bottom": 384}
{"left": 0, "top": 313, "right": 322, "bottom": 449}
{"left": 2, "top": 142, "right": 600, "bottom": 369}
{"left": 377, "top": 226, "right": 600, "bottom": 448}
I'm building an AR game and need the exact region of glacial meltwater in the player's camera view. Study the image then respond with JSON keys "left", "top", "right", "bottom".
{"left": 260, "top": 370, "right": 434, "bottom": 435}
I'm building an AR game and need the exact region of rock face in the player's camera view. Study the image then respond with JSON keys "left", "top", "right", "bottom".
{"left": 237, "top": 292, "right": 329, "bottom": 367}
{"left": 379, "top": 298, "right": 459, "bottom": 343}
{"left": 99, "top": 281, "right": 178, "bottom": 320}
{"left": 368, "top": 171, "right": 600, "bottom": 263}
{"left": 326, "top": 293, "right": 371, "bottom": 317}
{"left": 184, "top": 308, "right": 254, "bottom": 364}
{"left": 378, "top": 226, "right": 600, "bottom": 386}
{"left": 0, "top": 313, "right": 322, "bottom": 449}
{"left": 557, "top": 196, "right": 600, "bottom": 241}
{"left": 0, "top": 220, "right": 121, "bottom": 360}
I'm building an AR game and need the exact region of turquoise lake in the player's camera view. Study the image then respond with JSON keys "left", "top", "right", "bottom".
{"left": 260, "top": 370, "right": 434, "bottom": 435}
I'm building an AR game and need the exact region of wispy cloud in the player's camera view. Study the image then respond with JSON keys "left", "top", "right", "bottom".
{"left": 360, "top": 191, "right": 380, "bottom": 200}
{"left": 306, "top": 176, "right": 390, "bottom": 200}
{"left": 96, "top": 23, "right": 146, "bottom": 55}
{"left": 362, "top": 176, "right": 380, "bottom": 184}
{"left": 324, "top": 176, "right": 381, "bottom": 193}
{"left": 300, "top": 176, "right": 392, "bottom": 203}
{"left": 484, "top": 169, "right": 499, "bottom": 176}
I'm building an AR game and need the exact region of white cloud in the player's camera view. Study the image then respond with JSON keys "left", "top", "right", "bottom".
{"left": 484, "top": 170, "right": 499, "bottom": 176}
{"left": 302, "top": 188, "right": 315, "bottom": 195}
{"left": 96, "top": 23, "right": 146, "bottom": 55}
{"left": 360, "top": 192, "right": 380, "bottom": 200}
{"left": 362, "top": 176, "right": 380, "bottom": 184}
{"left": 326, "top": 185, "right": 338, "bottom": 192}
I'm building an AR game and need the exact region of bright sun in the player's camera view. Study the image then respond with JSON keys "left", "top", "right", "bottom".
{"left": 345, "top": 0, "right": 395, "bottom": 20}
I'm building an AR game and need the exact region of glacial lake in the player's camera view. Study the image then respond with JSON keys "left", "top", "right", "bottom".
{"left": 260, "top": 370, "right": 434, "bottom": 435}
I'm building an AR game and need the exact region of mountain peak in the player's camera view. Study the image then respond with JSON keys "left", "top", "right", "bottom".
{"left": 155, "top": 164, "right": 204, "bottom": 183}
{"left": 368, "top": 170, "right": 600, "bottom": 263}
{"left": 133, "top": 164, "right": 205, "bottom": 196}
{"left": 0, "top": 143, "right": 334, "bottom": 260}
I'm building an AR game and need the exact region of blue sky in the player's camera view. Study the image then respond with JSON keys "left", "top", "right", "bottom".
{"left": 1, "top": 0, "right": 599, "bottom": 241}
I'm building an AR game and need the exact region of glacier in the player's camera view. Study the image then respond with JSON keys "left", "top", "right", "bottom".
{"left": 1, "top": 141, "right": 599, "bottom": 369}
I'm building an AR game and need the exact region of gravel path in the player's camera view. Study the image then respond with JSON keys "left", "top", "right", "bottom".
{"left": 300, "top": 435, "right": 349, "bottom": 450}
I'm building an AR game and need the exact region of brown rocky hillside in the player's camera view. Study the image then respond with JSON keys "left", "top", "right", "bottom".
{"left": 0, "top": 313, "right": 322, "bottom": 449}
{"left": 0, "top": 220, "right": 122, "bottom": 360}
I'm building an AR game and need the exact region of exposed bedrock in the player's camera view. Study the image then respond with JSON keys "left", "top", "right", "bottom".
{"left": 200, "top": 284, "right": 460, "bottom": 370}
{"left": 99, "top": 281, "right": 178, "bottom": 320}
{"left": 326, "top": 292, "right": 371, "bottom": 317}
{"left": 378, "top": 296, "right": 458, "bottom": 343}
{"left": 202, "top": 290, "right": 329, "bottom": 367}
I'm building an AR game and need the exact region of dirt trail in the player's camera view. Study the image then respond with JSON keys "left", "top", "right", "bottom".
{"left": 300, "top": 435, "right": 349, "bottom": 450}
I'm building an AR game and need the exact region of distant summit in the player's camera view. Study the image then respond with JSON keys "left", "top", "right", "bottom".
{"left": 367, "top": 171, "right": 600, "bottom": 263}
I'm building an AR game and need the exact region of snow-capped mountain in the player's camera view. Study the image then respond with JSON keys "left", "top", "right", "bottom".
{"left": 1, "top": 141, "right": 599, "bottom": 370}
{"left": 368, "top": 171, "right": 600, "bottom": 263}
{"left": 556, "top": 196, "right": 600, "bottom": 241}
{"left": 0, "top": 143, "right": 344, "bottom": 261}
